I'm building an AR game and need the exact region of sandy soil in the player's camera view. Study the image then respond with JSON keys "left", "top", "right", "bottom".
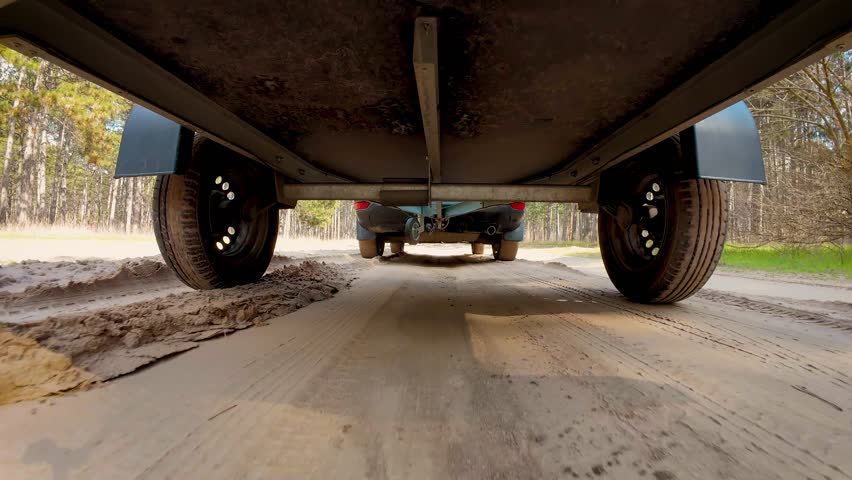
{"left": 1, "top": 255, "right": 354, "bottom": 404}
{"left": 0, "top": 234, "right": 354, "bottom": 264}
{"left": 0, "top": 241, "right": 850, "bottom": 479}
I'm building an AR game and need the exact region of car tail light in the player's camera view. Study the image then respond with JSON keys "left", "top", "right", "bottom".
{"left": 354, "top": 201, "right": 371, "bottom": 210}
{"left": 510, "top": 202, "right": 526, "bottom": 211}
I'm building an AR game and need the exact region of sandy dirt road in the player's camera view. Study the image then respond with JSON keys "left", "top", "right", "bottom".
{"left": 1, "top": 246, "right": 851, "bottom": 480}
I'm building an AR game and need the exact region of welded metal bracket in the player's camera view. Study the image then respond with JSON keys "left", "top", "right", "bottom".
{"left": 578, "top": 179, "right": 600, "bottom": 213}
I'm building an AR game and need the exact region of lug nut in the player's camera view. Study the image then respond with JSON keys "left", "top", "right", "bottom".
{"left": 215, "top": 176, "right": 222, "bottom": 185}
{"left": 227, "top": 192, "right": 235, "bottom": 200}
{"left": 641, "top": 229, "right": 649, "bottom": 238}
{"left": 651, "top": 247, "right": 660, "bottom": 256}
{"left": 223, "top": 236, "right": 231, "bottom": 245}
{"left": 645, "top": 192, "right": 654, "bottom": 201}
{"left": 227, "top": 226, "right": 236, "bottom": 235}
{"left": 222, "top": 182, "right": 230, "bottom": 191}
{"left": 215, "top": 241, "right": 224, "bottom": 250}
{"left": 652, "top": 182, "right": 660, "bottom": 192}
{"left": 645, "top": 239, "right": 654, "bottom": 248}
{"left": 648, "top": 207, "right": 659, "bottom": 218}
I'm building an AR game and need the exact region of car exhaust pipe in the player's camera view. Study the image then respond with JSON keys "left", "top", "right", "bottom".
{"left": 485, "top": 225, "right": 498, "bottom": 236}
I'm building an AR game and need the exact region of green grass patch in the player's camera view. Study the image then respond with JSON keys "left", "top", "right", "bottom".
{"left": 720, "top": 245, "right": 852, "bottom": 278}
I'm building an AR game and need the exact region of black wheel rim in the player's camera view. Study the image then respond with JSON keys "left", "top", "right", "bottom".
{"left": 204, "top": 163, "right": 270, "bottom": 265}
{"left": 609, "top": 174, "right": 669, "bottom": 271}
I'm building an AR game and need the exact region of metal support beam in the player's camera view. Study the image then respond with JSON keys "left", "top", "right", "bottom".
{"left": 277, "top": 183, "right": 591, "bottom": 203}
{"left": 0, "top": 0, "right": 349, "bottom": 183}
{"left": 432, "top": 184, "right": 589, "bottom": 202}
{"left": 413, "top": 17, "right": 441, "bottom": 184}
{"left": 413, "top": 17, "right": 442, "bottom": 218}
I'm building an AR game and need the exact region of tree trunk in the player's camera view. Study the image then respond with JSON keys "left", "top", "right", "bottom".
{"left": 94, "top": 170, "right": 103, "bottom": 227}
{"left": 57, "top": 154, "right": 69, "bottom": 224}
{"left": 16, "top": 60, "right": 46, "bottom": 225}
{"left": 124, "top": 177, "right": 135, "bottom": 233}
{"left": 132, "top": 177, "right": 141, "bottom": 231}
{"left": 107, "top": 178, "right": 118, "bottom": 229}
{"left": 0, "top": 67, "right": 27, "bottom": 223}
{"left": 134, "top": 177, "right": 146, "bottom": 231}
{"left": 48, "top": 120, "right": 68, "bottom": 224}
{"left": 17, "top": 125, "right": 37, "bottom": 225}
{"left": 36, "top": 127, "right": 48, "bottom": 221}
{"left": 284, "top": 209, "right": 292, "bottom": 239}
{"left": 79, "top": 169, "right": 89, "bottom": 224}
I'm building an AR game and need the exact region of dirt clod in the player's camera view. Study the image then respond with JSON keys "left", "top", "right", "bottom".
{"left": 653, "top": 471, "right": 676, "bottom": 480}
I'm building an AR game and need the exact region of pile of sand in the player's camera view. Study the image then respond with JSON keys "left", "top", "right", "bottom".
{"left": 0, "top": 331, "right": 96, "bottom": 404}
{"left": 0, "top": 261, "right": 351, "bottom": 404}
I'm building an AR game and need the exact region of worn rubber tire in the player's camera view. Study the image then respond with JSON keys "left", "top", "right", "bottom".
{"left": 492, "top": 240, "right": 519, "bottom": 261}
{"left": 358, "top": 238, "right": 385, "bottom": 258}
{"left": 599, "top": 178, "right": 728, "bottom": 304}
{"left": 153, "top": 138, "right": 278, "bottom": 290}
{"left": 390, "top": 242, "right": 405, "bottom": 254}
{"left": 471, "top": 243, "right": 485, "bottom": 255}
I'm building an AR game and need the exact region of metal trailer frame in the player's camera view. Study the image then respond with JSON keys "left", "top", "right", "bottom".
{"left": 1, "top": 0, "right": 850, "bottom": 203}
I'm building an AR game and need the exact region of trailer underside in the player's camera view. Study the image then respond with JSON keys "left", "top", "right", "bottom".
{"left": 2, "top": 1, "right": 850, "bottom": 187}
{"left": 68, "top": 0, "right": 796, "bottom": 184}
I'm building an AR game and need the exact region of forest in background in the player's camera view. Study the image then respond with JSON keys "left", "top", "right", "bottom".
{"left": 0, "top": 46, "right": 849, "bottom": 246}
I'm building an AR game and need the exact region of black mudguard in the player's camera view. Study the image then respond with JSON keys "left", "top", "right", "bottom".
{"left": 115, "top": 105, "right": 194, "bottom": 177}
{"left": 681, "top": 101, "right": 765, "bottom": 183}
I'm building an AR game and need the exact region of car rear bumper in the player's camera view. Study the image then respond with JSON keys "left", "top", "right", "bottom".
{"left": 356, "top": 203, "right": 524, "bottom": 243}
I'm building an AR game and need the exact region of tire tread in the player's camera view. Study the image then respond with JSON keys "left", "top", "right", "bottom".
{"left": 153, "top": 138, "right": 277, "bottom": 290}
{"left": 599, "top": 177, "right": 728, "bottom": 304}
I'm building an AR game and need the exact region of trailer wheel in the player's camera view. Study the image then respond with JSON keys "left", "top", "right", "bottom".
{"left": 153, "top": 138, "right": 278, "bottom": 290}
{"left": 471, "top": 243, "right": 484, "bottom": 255}
{"left": 390, "top": 241, "right": 404, "bottom": 254}
{"left": 359, "top": 238, "right": 385, "bottom": 258}
{"left": 598, "top": 169, "right": 728, "bottom": 304}
{"left": 492, "top": 240, "right": 519, "bottom": 261}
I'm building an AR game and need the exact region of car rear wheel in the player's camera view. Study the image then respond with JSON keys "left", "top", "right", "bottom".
{"left": 153, "top": 137, "right": 279, "bottom": 290}
{"left": 492, "top": 240, "right": 518, "bottom": 261}
{"left": 598, "top": 158, "right": 728, "bottom": 304}
{"left": 358, "top": 238, "right": 385, "bottom": 258}
{"left": 471, "top": 243, "right": 485, "bottom": 255}
{"left": 390, "top": 241, "right": 404, "bottom": 254}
